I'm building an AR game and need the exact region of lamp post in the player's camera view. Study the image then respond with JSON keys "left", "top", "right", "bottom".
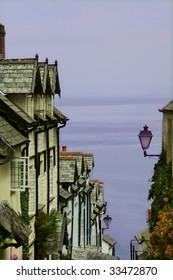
{"left": 103, "top": 214, "right": 112, "bottom": 230}
{"left": 138, "top": 125, "right": 160, "bottom": 157}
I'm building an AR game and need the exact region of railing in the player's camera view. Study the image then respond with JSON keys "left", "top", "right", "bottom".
{"left": 130, "top": 239, "right": 148, "bottom": 260}
{"left": 130, "top": 239, "right": 145, "bottom": 260}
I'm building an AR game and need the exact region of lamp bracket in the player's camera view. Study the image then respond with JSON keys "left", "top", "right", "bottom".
{"left": 144, "top": 150, "right": 160, "bottom": 157}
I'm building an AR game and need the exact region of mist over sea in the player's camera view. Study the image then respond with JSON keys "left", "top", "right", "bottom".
{"left": 56, "top": 93, "right": 171, "bottom": 259}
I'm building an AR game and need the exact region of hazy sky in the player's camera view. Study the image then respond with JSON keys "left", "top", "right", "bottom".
{"left": 0, "top": 0, "right": 173, "bottom": 99}
{"left": 1, "top": 0, "right": 173, "bottom": 259}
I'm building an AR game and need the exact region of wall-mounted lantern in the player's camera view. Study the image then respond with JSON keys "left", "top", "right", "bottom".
{"left": 138, "top": 125, "right": 160, "bottom": 157}
{"left": 103, "top": 214, "right": 112, "bottom": 230}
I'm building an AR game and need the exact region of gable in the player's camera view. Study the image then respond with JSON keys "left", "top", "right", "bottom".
{"left": 38, "top": 61, "right": 52, "bottom": 95}
{"left": 48, "top": 62, "right": 61, "bottom": 96}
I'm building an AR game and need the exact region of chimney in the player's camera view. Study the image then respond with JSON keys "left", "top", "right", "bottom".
{"left": 0, "top": 23, "right": 5, "bottom": 59}
{"left": 62, "top": 146, "right": 67, "bottom": 152}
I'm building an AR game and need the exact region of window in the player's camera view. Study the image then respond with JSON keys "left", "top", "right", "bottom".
{"left": 11, "top": 157, "right": 29, "bottom": 191}
{"left": 50, "top": 158, "right": 55, "bottom": 196}
{"left": 29, "top": 167, "right": 36, "bottom": 215}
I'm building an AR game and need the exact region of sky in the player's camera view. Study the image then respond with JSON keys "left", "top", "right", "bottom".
{"left": 0, "top": 0, "right": 173, "bottom": 98}
{"left": 1, "top": 0, "right": 173, "bottom": 259}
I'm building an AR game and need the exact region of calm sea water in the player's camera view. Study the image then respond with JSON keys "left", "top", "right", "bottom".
{"left": 56, "top": 94, "right": 171, "bottom": 259}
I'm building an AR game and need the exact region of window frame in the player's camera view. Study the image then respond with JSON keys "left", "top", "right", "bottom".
{"left": 11, "top": 157, "right": 29, "bottom": 191}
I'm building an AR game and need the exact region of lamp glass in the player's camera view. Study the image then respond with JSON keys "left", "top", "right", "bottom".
{"left": 138, "top": 125, "right": 153, "bottom": 150}
{"left": 103, "top": 215, "right": 112, "bottom": 228}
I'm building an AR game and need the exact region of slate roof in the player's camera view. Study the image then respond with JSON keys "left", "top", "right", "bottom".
{"left": 83, "top": 153, "right": 94, "bottom": 171}
{"left": 54, "top": 107, "right": 69, "bottom": 122}
{"left": 83, "top": 185, "right": 93, "bottom": 194}
{"left": 102, "top": 234, "right": 117, "bottom": 246}
{"left": 0, "top": 200, "right": 31, "bottom": 244}
{"left": 0, "top": 58, "right": 41, "bottom": 94}
{"left": 60, "top": 150, "right": 84, "bottom": 175}
{"left": 0, "top": 115, "right": 28, "bottom": 147}
{"left": 70, "top": 153, "right": 84, "bottom": 175}
{"left": 0, "top": 56, "right": 61, "bottom": 96}
{"left": 159, "top": 99, "right": 173, "bottom": 114}
{"left": 48, "top": 62, "right": 61, "bottom": 96}
{"left": 71, "top": 184, "right": 80, "bottom": 193}
{"left": 134, "top": 228, "right": 149, "bottom": 258}
{"left": 0, "top": 136, "right": 14, "bottom": 165}
{"left": 38, "top": 61, "right": 51, "bottom": 95}
{"left": 59, "top": 156, "right": 78, "bottom": 183}
{"left": 0, "top": 94, "right": 36, "bottom": 130}
{"left": 59, "top": 188, "right": 73, "bottom": 201}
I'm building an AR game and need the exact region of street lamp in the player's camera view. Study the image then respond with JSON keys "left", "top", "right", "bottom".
{"left": 138, "top": 125, "right": 160, "bottom": 157}
{"left": 103, "top": 214, "right": 112, "bottom": 230}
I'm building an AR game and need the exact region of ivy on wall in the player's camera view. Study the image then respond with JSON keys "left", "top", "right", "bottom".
{"left": 148, "top": 151, "right": 173, "bottom": 230}
{"left": 20, "top": 190, "right": 29, "bottom": 259}
{"left": 20, "top": 191, "right": 29, "bottom": 225}
{"left": 147, "top": 150, "right": 173, "bottom": 259}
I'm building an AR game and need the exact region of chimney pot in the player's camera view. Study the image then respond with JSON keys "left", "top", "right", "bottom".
{"left": 62, "top": 146, "right": 67, "bottom": 151}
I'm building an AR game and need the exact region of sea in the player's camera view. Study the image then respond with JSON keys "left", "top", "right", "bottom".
{"left": 56, "top": 93, "right": 171, "bottom": 259}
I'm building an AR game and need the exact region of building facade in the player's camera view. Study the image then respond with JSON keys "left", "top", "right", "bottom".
{"left": 0, "top": 23, "right": 118, "bottom": 260}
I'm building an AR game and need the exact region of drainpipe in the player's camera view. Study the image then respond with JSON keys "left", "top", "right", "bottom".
{"left": 46, "top": 128, "right": 50, "bottom": 214}
{"left": 21, "top": 141, "right": 29, "bottom": 157}
{"left": 34, "top": 125, "right": 47, "bottom": 260}
{"left": 57, "top": 120, "right": 67, "bottom": 211}
{"left": 34, "top": 127, "right": 45, "bottom": 218}
{"left": 78, "top": 192, "right": 82, "bottom": 246}
{"left": 60, "top": 201, "right": 68, "bottom": 214}
{"left": 71, "top": 197, "right": 74, "bottom": 254}
{"left": 70, "top": 189, "right": 78, "bottom": 255}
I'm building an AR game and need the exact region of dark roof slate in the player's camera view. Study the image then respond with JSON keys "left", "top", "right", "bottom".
{"left": 159, "top": 99, "right": 173, "bottom": 114}
{"left": 102, "top": 234, "right": 117, "bottom": 246}
{"left": 0, "top": 57, "right": 61, "bottom": 96}
{"left": 59, "top": 188, "right": 73, "bottom": 201}
{"left": 54, "top": 107, "right": 69, "bottom": 122}
{"left": 0, "top": 58, "right": 41, "bottom": 94}
{"left": 48, "top": 63, "right": 61, "bottom": 96}
{"left": 59, "top": 156, "right": 78, "bottom": 183}
{"left": 0, "top": 94, "right": 36, "bottom": 130}
{"left": 0, "top": 136, "right": 14, "bottom": 165}
{"left": 83, "top": 154, "right": 94, "bottom": 171}
{"left": 0, "top": 200, "right": 31, "bottom": 244}
{"left": 0, "top": 115, "right": 28, "bottom": 147}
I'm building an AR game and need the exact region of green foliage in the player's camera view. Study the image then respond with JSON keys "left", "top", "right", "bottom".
{"left": 35, "top": 209, "right": 59, "bottom": 259}
{"left": 148, "top": 151, "right": 173, "bottom": 231}
{"left": 0, "top": 235, "right": 12, "bottom": 249}
{"left": 20, "top": 190, "right": 30, "bottom": 259}
{"left": 60, "top": 253, "right": 71, "bottom": 260}
{"left": 147, "top": 205, "right": 173, "bottom": 259}
{"left": 20, "top": 190, "right": 29, "bottom": 225}
{"left": 147, "top": 150, "right": 173, "bottom": 259}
